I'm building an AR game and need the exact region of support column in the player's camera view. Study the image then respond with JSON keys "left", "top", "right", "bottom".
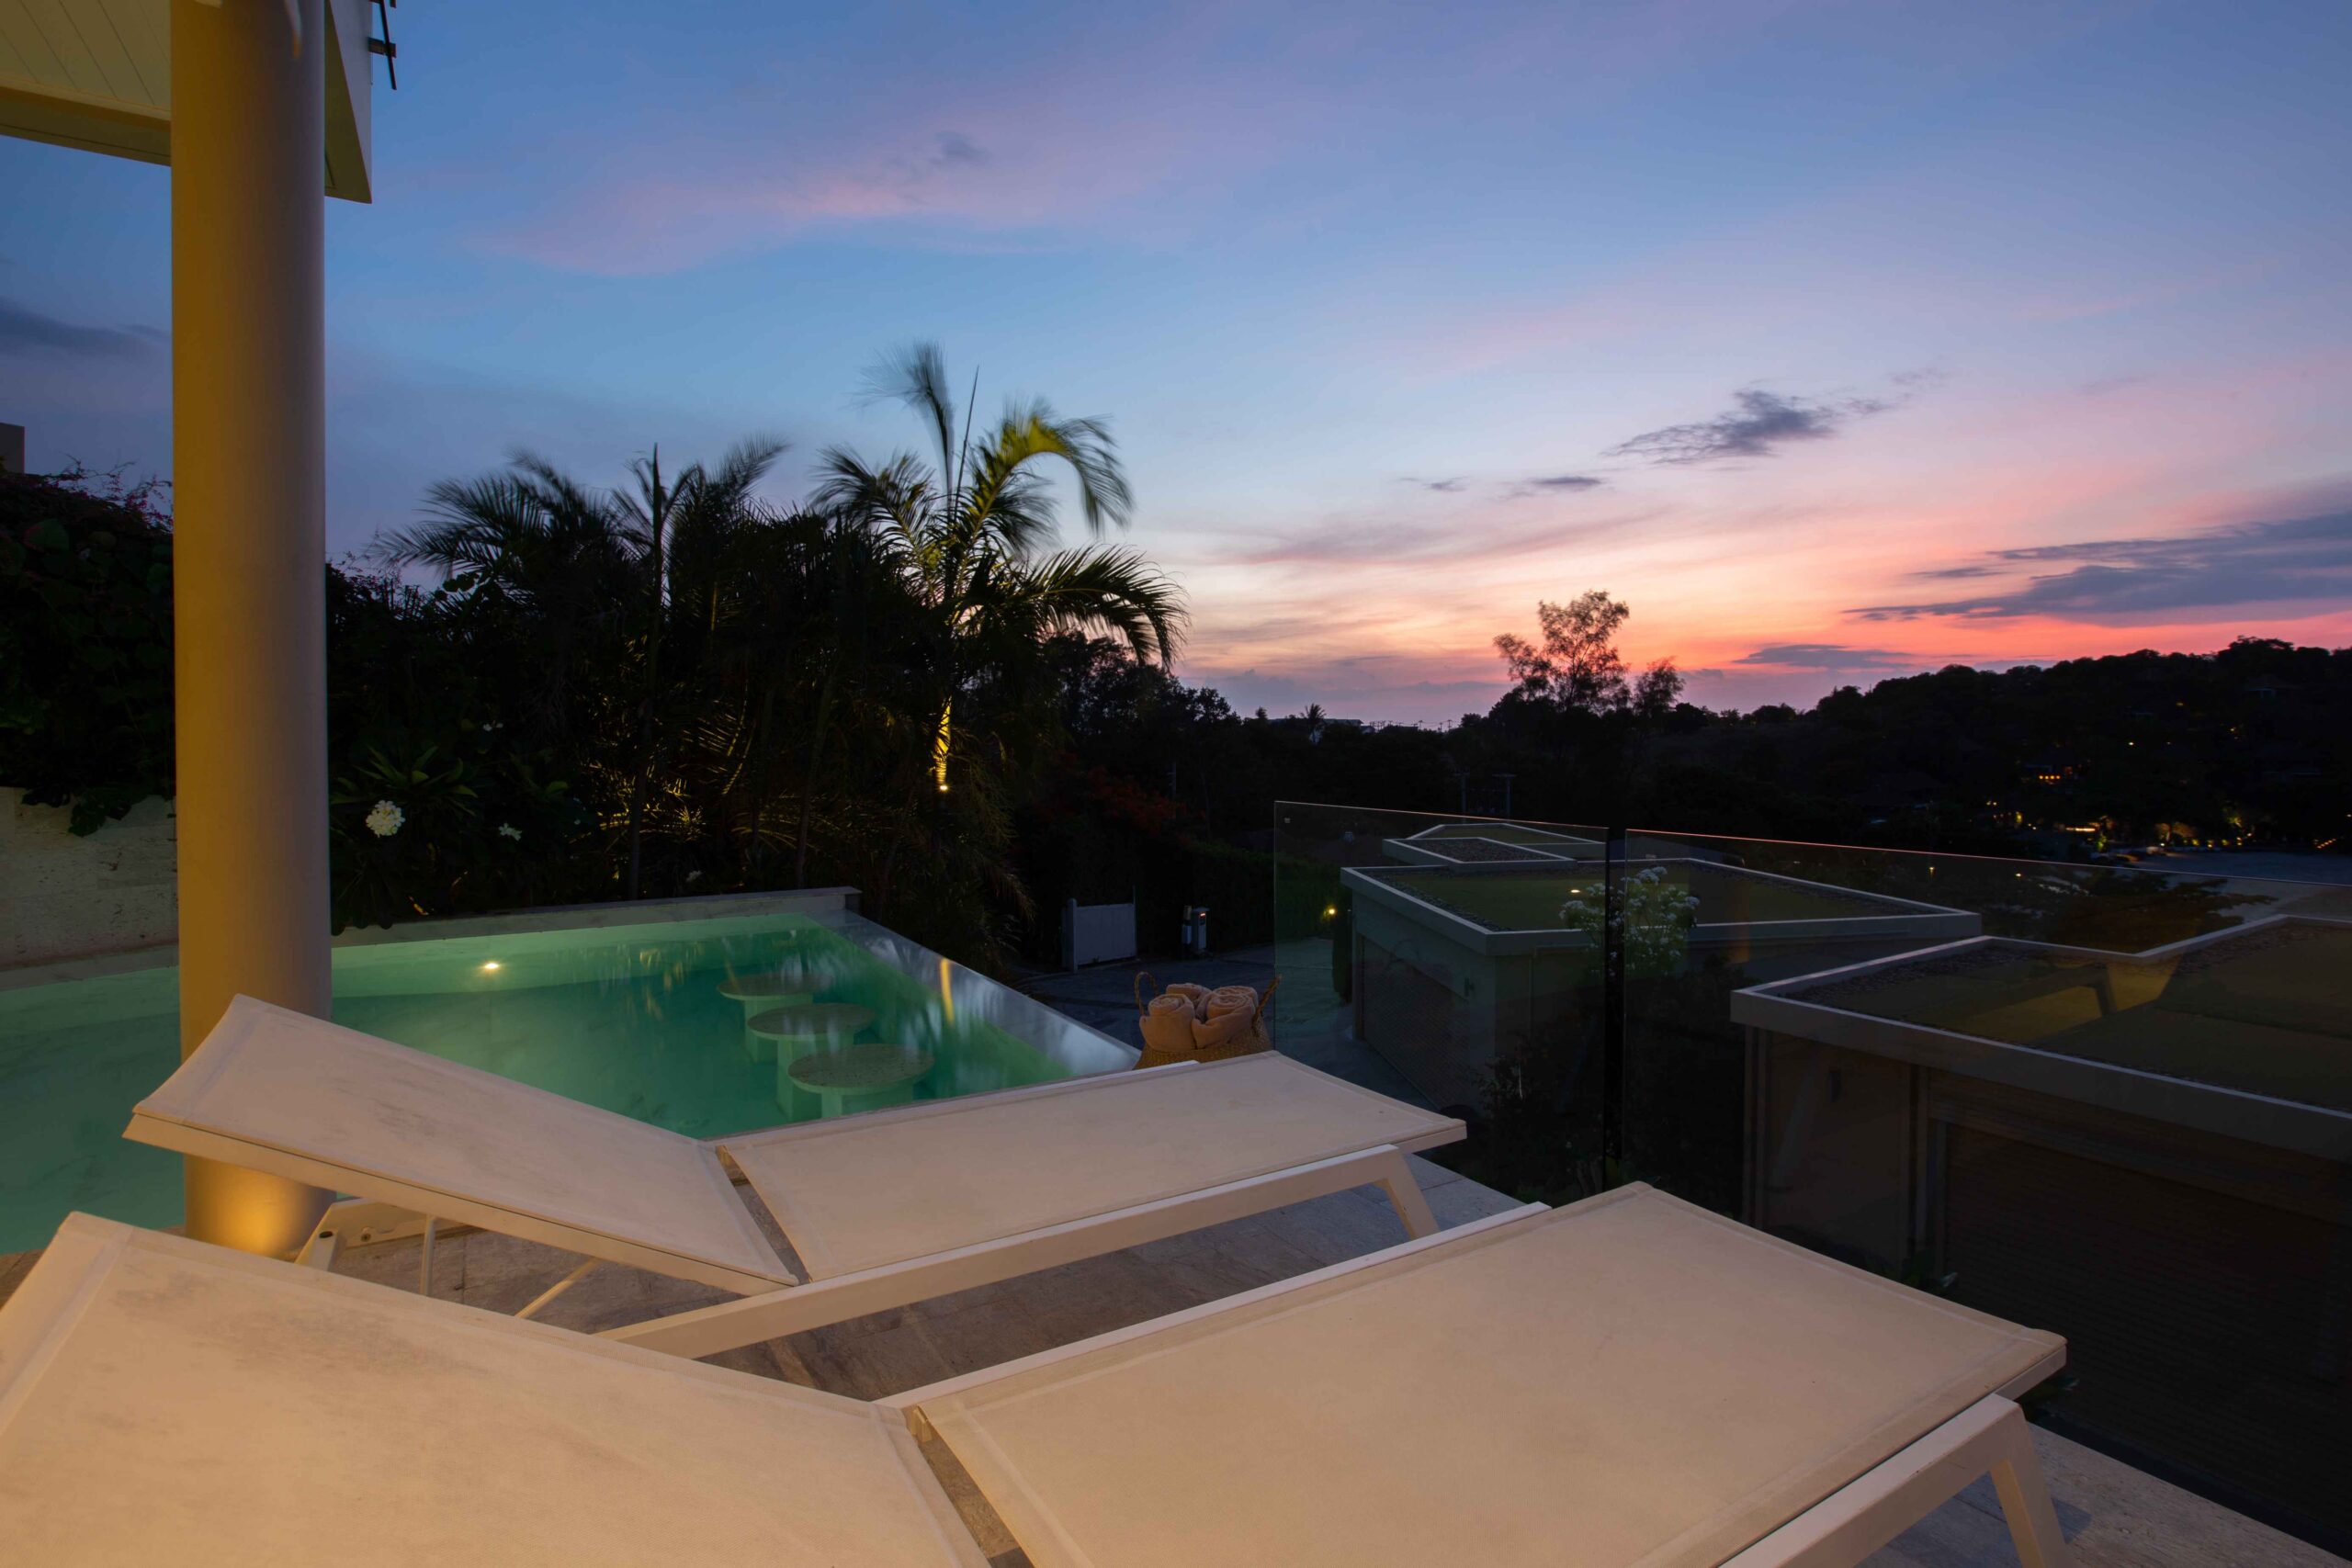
{"left": 170, "top": 0, "right": 334, "bottom": 1255}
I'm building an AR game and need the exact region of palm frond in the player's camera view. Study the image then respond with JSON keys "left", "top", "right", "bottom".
{"left": 862, "top": 343, "right": 961, "bottom": 482}
{"left": 506, "top": 450, "right": 616, "bottom": 533}
{"left": 810, "top": 447, "right": 943, "bottom": 558}
{"left": 699, "top": 435, "right": 789, "bottom": 514}
{"left": 992, "top": 546, "right": 1183, "bottom": 665}
{"left": 964, "top": 400, "right": 1134, "bottom": 545}
{"left": 374, "top": 473, "right": 540, "bottom": 573}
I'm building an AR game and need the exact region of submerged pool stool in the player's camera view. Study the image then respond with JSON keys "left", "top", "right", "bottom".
{"left": 788, "top": 1042, "right": 935, "bottom": 1119}
{"left": 747, "top": 1001, "right": 876, "bottom": 1114}
{"left": 719, "top": 964, "right": 832, "bottom": 1062}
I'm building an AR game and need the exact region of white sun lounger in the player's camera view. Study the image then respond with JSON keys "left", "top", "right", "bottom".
{"left": 125, "top": 996, "right": 1463, "bottom": 1353}
{"left": 888, "top": 1184, "right": 2071, "bottom": 1568}
{"left": 0, "top": 1192, "right": 2069, "bottom": 1567}
{"left": 0, "top": 1214, "right": 986, "bottom": 1568}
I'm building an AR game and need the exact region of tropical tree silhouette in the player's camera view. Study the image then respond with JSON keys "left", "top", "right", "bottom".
{"left": 812, "top": 344, "right": 1183, "bottom": 910}
{"left": 817, "top": 344, "right": 1181, "bottom": 774}
{"left": 361, "top": 350, "right": 1188, "bottom": 958}
{"left": 377, "top": 440, "right": 793, "bottom": 897}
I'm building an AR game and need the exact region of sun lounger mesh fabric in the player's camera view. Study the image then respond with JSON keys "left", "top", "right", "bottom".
{"left": 722, "top": 1055, "right": 1457, "bottom": 1280}
{"left": 911, "top": 1186, "right": 2062, "bottom": 1568}
{"left": 0, "top": 1216, "right": 981, "bottom": 1566}
{"left": 128, "top": 998, "right": 790, "bottom": 1282}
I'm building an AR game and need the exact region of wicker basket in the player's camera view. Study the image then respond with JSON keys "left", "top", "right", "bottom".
{"left": 1132, "top": 971, "right": 1279, "bottom": 1070}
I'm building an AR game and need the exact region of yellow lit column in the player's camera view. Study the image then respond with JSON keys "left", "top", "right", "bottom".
{"left": 170, "top": 0, "right": 334, "bottom": 1254}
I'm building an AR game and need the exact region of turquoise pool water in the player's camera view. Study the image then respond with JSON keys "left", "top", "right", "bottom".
{"left": 0, "top": 906, "right": 1123, "bottom": 1255}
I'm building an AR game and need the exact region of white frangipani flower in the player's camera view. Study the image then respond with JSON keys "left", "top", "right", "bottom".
{"left": 1556, "top": 861, "right": 1699, "bottom": 977}
{"left": 364, "top": 800, "right": 405, "bottom": 839}
{"left": 497, "top": 823, "right": 522, "bottom": 840}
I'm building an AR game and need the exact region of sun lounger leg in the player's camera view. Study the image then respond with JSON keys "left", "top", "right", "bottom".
{"left": 1717, "top": 1397, "right": 2066, "bottom": 1568}
{"left": 1990, "top": 1410, "right": 2069, "bottom": 1568}
{"left": 295, "top": 1227, "right": 339, "bottom": 1270}
{"left": 515, "top": 1259, "right": 601, "bottom": 1321}
{"left": 1374, "top": 1150, "right": 1439, "bottom": 1237}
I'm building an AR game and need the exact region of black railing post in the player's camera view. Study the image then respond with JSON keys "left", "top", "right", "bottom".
{"left": 1600, "top": 823, "right": 1626, "bottom": 1168}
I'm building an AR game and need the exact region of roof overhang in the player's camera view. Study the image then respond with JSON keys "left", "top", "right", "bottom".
{"left": 0, "top": 0, "right": 374, "bottom": 200}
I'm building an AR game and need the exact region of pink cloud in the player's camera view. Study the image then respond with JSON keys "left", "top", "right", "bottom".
{"left": 470, "top": 0, "right": 1877, "bottom": 278}
{"left": 1146, "top": 342, "right": 2352, "bottom": 720}
{"left": 471, "top": 10, "right": 1332, "bottom": 276}
{"left": 483, "top": 118, "right": 1248, "bottom": 275}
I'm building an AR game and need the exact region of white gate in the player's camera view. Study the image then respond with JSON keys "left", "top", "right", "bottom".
{"left": 1061, "top": 897, "right": 1137, "bottom": 970}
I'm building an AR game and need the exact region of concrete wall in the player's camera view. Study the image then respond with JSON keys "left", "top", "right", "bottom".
{"left": 0, "top": 788, "right": 176, "bottom": 965}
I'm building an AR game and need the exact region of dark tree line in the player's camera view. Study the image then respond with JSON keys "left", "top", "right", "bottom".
{"left": 4, "top": 351, "right": 1183, "bottom": 969}
{"left": 8, "top": 439, "right": 2344, "bottom": 976}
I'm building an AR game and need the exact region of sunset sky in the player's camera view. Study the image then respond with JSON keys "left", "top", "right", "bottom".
{"left": 6, "top": 0, "right": 2347, "bottom": 720}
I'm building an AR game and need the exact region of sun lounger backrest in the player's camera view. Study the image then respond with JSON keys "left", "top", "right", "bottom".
{"left": 0, "top": 1215, "right": 981, "bottom": 1566}
{"left": 722, "top": 1053, "right": 1463, "bottom": 1280}
{"left": 127, "top": 997, "right": 790, "bottom": 1287}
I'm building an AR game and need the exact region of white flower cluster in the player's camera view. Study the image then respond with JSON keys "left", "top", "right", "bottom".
{"left": 1557, "top": 863, "right": 1700, "bottom": 978}
{"left": 498, "top": 823, "right": 522, "bottom": 840}
{"left": 364, "top": 799, "right": 405, "bottom": 839}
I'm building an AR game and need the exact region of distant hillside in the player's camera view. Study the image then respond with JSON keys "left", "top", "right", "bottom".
{"left": 1632, "top": 640, "right": 2350, "bottom": 852}
{"left": 1023, "top": 635, "right": 2351, "bottom": 898}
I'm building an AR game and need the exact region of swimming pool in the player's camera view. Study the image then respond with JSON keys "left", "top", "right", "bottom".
{"left": 0, "top": 893, "right": 1133, "bottom": 1254}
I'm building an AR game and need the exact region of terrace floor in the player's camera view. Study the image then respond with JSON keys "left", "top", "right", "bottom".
{"left": 1, "top": 1154, "right": 2335, "bottom": 1567}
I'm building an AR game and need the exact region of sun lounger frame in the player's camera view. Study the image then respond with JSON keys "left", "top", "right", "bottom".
{"left": 599, "top": 1135, "right": 1442, "bottom": 1356}
{"left": 1715, "top": 1393, "right": 2065, "bottom": 1568}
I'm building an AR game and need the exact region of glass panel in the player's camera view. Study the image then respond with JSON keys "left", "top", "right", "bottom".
{"left": 1613, "top": 825, "right": 2351, "bottom": 1547}
{"left": 1278, "top": 803, "right": 2348, "bottom": 1547}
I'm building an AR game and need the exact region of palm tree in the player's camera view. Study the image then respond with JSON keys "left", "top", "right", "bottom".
{"left": 609, "top": 439, "right": 786, "bottom": 897}
{"left": 378, "top": 440, "right": 786, "bottom": 897}
{"left": 673, "top": 503, "right": 920, "bottom": 890}
{"left": 368, "top": 356, "right": 1186, "bottom": 953}
{"left": 376, "top": 453, "right": 639, "bottom": 748}
{"left": 814, "top": 344, "right": 1184, "bottom": 803}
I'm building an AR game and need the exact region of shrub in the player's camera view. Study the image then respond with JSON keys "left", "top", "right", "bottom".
{"left": 0, "top": 468, "right": 175, "bottom": 832}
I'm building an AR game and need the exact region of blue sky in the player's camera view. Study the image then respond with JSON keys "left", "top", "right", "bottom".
{"left": 5, "top": 0, "right": 2348, "bottom": 719}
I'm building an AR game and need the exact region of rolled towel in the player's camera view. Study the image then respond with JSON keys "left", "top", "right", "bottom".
{"left": 1204, "top": 985, "right": 1258, "bottom": 1019}
{"left": 1141, "top": 992, "right": 1197, "bottom": 1055}
{"left": 1192, "top": 1005, "right": 1256, "bottom": 1050}
{"left": 1164, "top": 981, "right": 1211, "bottom": 1014}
